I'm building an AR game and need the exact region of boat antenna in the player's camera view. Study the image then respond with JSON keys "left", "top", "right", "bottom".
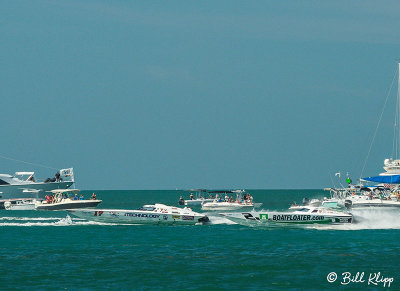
{"left": 359, "top": 66, "right": 398, "bottom": 179}
{"left": 0, "top": 154, "right": 58, "bottom": 170}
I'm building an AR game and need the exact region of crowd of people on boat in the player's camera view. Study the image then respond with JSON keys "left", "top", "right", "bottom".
{"left": 44, "top": 192, "right": 97, "bottom": 203}
{"left": 213, "top": 193, "right": 254, "bottom": 204}
{"left": 185, "top": 193, "right": 254, "bottom": 204}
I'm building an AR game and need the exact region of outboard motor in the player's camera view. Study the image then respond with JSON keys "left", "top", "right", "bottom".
{"left": 302, "top": 197, "right": 310, "bottom": 205}
{"left": 198, "top": 216, "right": 210, "bottom": 223}
{"left": 344, "top": 199, "right": 352, "bottom": 209}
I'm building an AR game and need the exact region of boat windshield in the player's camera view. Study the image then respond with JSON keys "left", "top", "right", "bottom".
{"left": 137, "top": 206, "right": 156, "bottom": 211}
{"left": 296, "top": 208, "right": 310, "bottom": 212}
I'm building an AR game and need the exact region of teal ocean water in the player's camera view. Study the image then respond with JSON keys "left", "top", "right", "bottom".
{"left": 1, "top": 190, "right": 399, "bottom": 290}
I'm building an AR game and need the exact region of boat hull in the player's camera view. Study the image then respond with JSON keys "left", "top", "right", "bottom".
{"left": 350, "top": 201, "right": 400, "bottom": 208}
{"left": 68, "top": 209, "right": 208, "bottom": 225}
{"left": 202, "top": 202, "right": 260, "bottom": 211}
{"left": 184, "top": 199, "right": 214, "bottom": 206}
{"left": 35, "top": 200, "right": 101, "bottom": 211}
{"left": 222, "top": 212, "right": 353, "bottom": 224}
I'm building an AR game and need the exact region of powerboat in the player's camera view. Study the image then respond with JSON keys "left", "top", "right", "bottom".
{"left": 178, "top": 189, "right": 214, "bottom": 206}
{"left": 68, "top": 204, "right": 209, "bottom": 225}
{"left": 3, "top": 198, "right": 37, "bottom": 210}
{"left": 35, "top": 189, "right": 101, "bottom": 211}
{"left": 221, "top": 206, "right": 353, "bottom": 225}
{"left": 324, "top": 184, "right": 400, "bottom": 209}
{"left": 0, "top": 168, "right": 75, "bottom": 202}
{"left": 344, "top": 194, "right": 400, "bottom": 208}
{"left": 201, "top": 190, "right": 262, "bottom": 211}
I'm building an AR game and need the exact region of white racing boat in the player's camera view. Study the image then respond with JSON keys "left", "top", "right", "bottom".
{"left": 221, "top": 206, "right": 353, "bottom": 225}
{"left": 68, "top": 204, "right": 209, "bottom": 225}
{"left": 35, "top": 189, "right": 101, "bottom": 211}
{"left": 201, "top": 190, "right": 262, "bottom": 211}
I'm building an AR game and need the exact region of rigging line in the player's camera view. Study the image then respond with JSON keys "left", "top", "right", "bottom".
{"left": 0, "top": 154, "right": 58, "bottom": 170}
{"left": 360, "top": 68, "right": 397, "bottom": 179}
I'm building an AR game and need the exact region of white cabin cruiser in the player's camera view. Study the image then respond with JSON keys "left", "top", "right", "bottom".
{"left": 68, "top": 204, "right": 209, "bottom": 225}
{"left": 344, "top": 194, "right": 400, "bottom": 208}
{"left": 0, "top": 168, "right": 75, "bottom": 203}
{"left": 35, "top": 189, "right": 101, "bottom": 211}
{"left": 221, "top": 206, "right": 353, "bottom": 225}
{"left": 201, "top": 190, "right": 262, "bottom": 211}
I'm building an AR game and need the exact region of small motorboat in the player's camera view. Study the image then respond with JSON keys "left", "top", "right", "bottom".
{"left": 201, "top": 190, "right": 262, "bottom": 211}
{"left": 3, "top": 198, "right": 37, "bottom": 210}
{"left": 68, "top": 204, "right": 209, "bottom": 225}
{"left": 35, "top": 189, "right": 101, "bottom": 211}
{"left": 179, "top": 189, "right": 214, "bottom": 206}
{"left": 221, "top": 206, "right": 353, "bottom": 225}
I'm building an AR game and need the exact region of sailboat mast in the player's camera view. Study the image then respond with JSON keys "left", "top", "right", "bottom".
{"left": 397, "top": 63, "right": 400, "bottom": 160}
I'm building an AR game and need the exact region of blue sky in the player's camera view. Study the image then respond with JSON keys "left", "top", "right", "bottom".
{"left": 2, "top": 1, "right": 400, "bottom": 189}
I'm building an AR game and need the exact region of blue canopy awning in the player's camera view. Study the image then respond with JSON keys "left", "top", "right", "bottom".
{"left": 361, "top": 175, "right": 400, "bottom": 184}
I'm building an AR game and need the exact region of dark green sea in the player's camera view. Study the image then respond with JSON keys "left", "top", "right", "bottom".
{"left": 1, "top": 190, "right": 399, "bottom": 290}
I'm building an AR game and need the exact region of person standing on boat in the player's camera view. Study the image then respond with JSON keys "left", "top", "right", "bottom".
{"left": 80, "top": 194, "right": 84, "bottom": 200}
{"left": 91, "top": 193, "right": 97, "bottom": 200}
{"left": 190, "top": 193, "right": 194, "bottom": 200}
{"left": 55, "top": 171, "right": 63, "bottom": 182}
{"left": 74, "top": 194, "right": 79, "bottom": 200}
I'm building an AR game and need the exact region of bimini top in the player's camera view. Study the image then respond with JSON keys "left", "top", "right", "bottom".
{"left": 49, "top": 189, "right": 80, "bottom": 194}
{"left": 361, "top": 175, "right": 400, "bottom": 184}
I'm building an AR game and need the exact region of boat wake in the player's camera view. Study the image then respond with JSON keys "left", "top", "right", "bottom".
{"left": 203, "top": 213, "right": 237, "bottom": 225}
{"left": 0, "top": 215, "right": 120, "bottom": 227}
{"left": 309, "top": 208, "right": 400, "bottom": 230}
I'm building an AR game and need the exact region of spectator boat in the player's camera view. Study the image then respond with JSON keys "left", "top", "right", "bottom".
{"left": 0, "top": 168, "right": 75, "bottom": 201}
{"left": 34, "top": 189, "right": 101, "bottom": 211}
{"left": 178, "top": 189, "right": 214, "bottom": 206}
{"left": 201, "top": 190, "right": 262, "bottom": 211}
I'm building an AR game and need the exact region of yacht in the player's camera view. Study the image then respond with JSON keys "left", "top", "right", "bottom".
{"left": 0, "top": 168, "right": 75, "bottom": 203}
{"left": 68, "top": 204, "right": 209, "bottom": 225}
{"left": 323, "top": 64, "right": 400, "bottom": 209}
